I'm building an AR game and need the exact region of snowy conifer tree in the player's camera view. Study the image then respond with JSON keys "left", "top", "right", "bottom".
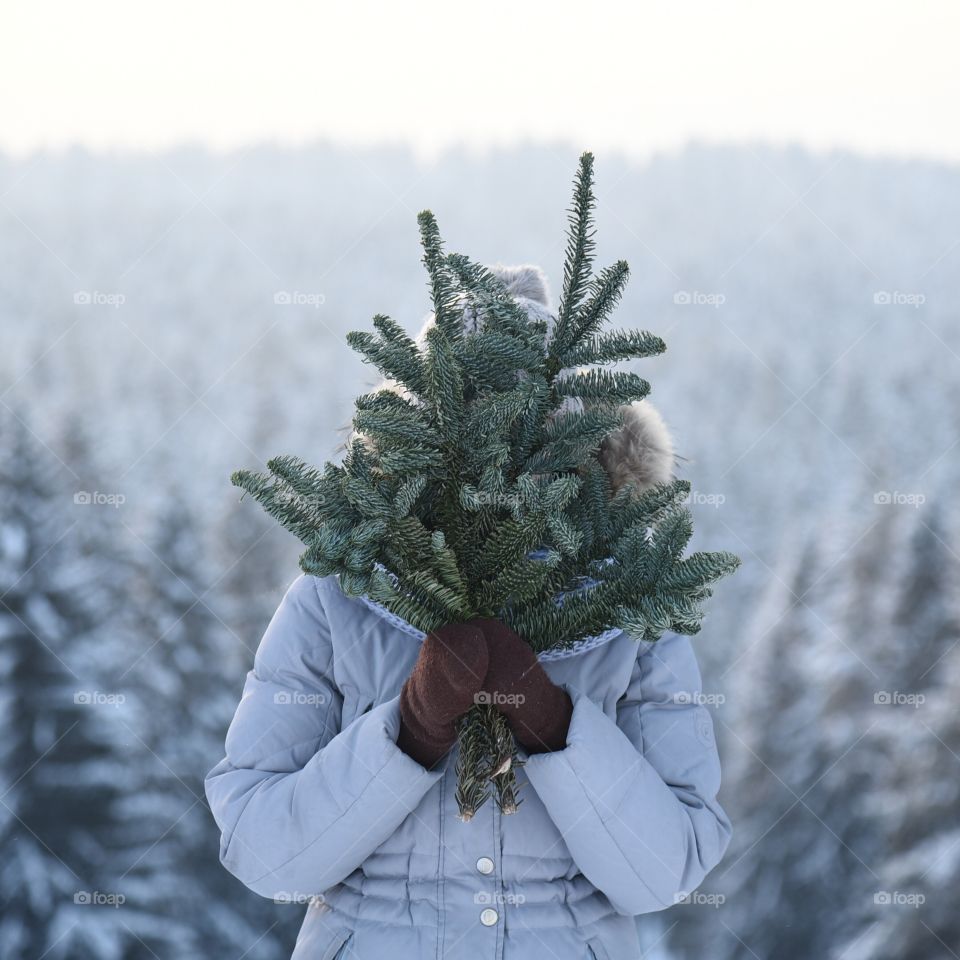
{"left": 0, "top": 413, "right": 128, "bottom": 959}
{"left": 835, "top": 504, "right": 960, "bottom": 959}
{"left": 110, "top": 501, "right": 295, "bottom": 958}
{"left": 679, "top": 532, "right": 873, "bottom": 960}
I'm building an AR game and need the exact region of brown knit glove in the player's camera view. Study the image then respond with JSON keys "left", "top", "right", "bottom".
{"left": 476, "top": 619, "right": 573, "bottom": 754}
{"left": 397, "top": 622, "right": 488, "bottom": 769}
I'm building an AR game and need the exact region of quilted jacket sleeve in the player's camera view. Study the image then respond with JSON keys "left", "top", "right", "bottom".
{"left": 522, "top": 632, "right": 731, "bottom": 916}
{"left": 204, "top": 574, "right": 442, "bottom": 899}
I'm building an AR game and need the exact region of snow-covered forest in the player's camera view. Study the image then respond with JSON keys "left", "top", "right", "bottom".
{"left": 1, "top": 143, "right": 957, "bottom": 958}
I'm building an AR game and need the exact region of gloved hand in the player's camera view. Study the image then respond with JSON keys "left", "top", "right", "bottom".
{"left": 475, "top": 619, "right": 573, "bottom": 754}
{"left": 397, "top": 622, "right": 488, "bottom": 769}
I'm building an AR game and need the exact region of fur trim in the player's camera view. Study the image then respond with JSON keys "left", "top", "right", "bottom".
{"left": 414, "top": 263, "right": 552, "bottom": 345}
{"left": 598, "top": 400, "right": 675, "bottom": 494}
{"left": 488, "top": 264, "right": 550, "bottom": 305}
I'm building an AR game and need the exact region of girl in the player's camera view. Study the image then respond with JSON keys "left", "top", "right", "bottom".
{"left": 206, "top": 266, "right": 731, "bottom": 960}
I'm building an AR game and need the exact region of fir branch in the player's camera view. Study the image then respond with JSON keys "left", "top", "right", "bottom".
{"left": 553, "top": 152, "right": 596, "bottom": 357}
{"left": 418, "top": 210, "right": 460, "bottom": 339}
{"left": 465, "top": 385, "right": 537, "bottom": 440}
{"left": 607, "top": 479, "right": 691, "bottom": 541}
{"left": 393, "top": 475, "right": 428, "bottom": 518}
{"left": 478, "top": 550, "right": 561, "bottom": 612}
{"left": 423, "top": 325, "right": 465, "bottom": 442}
{"left": 560, "top": 328, "right": 666, "bottom": 368}
{"left": 477, "top": 517, "right": 548, "bottom": 578}
{"left": 263, "top": 455, "right": 327, "bottom": 498}
{"left": 444, "top": 254, "right": 544, "bottom": 349}
{"left": 454, "top": 333, "right": 542, "bottom": 390}
{"left": 231, "top": 469, "right": 328, "bottom": 544}
{"left": 555, "top": 369, "right": 651, "bottom": 404}
{"left": 346, "top": 315, "right": 426, "bottom": 393}
{"left": 664, "top": 550, "right": 742, "bottom": 591}
{"left": 525, "top": 408, "right": 623, "bottom": 474}
{"left": 564, "top": 260, "right": 630, "bottom": 354}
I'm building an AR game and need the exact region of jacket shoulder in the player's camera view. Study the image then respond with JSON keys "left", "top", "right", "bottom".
{"left": 253, "top": 574, "right": 338, "bottom": 677}
{"left": 633, "top": 631, "right": 704, "bottom": 696}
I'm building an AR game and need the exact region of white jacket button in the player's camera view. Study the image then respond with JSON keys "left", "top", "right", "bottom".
{"left": 480, "top": 908, "right": 499, "bottom": 926}
{"left": 476, "top": 857, "right": 494, "bottom": 875}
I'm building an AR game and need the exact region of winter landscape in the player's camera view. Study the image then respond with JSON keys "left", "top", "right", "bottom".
{"left": 1, "top": 143, "right": 958, "bottom": 958}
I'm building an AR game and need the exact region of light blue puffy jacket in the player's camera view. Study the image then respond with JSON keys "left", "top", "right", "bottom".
{"left": 205, "top": 572, "right": 731, "bottom": 960}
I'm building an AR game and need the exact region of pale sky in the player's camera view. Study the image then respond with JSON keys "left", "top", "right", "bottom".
{"left": 2, "top": 0, "right": 958, "bottom": 162}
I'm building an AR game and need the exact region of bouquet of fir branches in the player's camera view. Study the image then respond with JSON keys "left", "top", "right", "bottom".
{"left": 232, "top": 153, "right": 739, "bottom": 819}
